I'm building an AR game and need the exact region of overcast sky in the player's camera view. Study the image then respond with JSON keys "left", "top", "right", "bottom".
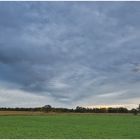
{"left": 0, "top": 2, "right": 140, "bottom": 108}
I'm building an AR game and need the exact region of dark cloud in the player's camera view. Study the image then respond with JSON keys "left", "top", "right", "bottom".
{"left": 0, "top": 2, "right": 140, "bottom": 107}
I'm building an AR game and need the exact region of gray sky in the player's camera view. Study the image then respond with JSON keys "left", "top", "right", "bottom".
{"left": 0, "top": 2, "right": 140, "bottom": 108}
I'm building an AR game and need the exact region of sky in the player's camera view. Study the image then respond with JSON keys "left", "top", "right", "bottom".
{"left": 0, "top": 2, "right": 140, "bottom": 108}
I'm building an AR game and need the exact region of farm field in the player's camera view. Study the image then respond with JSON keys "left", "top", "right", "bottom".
{"left": 0, "top": 113, "right": 140, "bottom": 139}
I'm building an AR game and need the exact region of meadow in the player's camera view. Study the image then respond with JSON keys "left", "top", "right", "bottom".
{"left": 0, "top": 113, "right": 140, "bottom": 139}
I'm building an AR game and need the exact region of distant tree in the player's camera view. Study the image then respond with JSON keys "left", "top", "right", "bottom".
{"left": 100, "top": 108, "right": 107, "bottom": 113}
{"left": 44, "top": 105, "right": 52, "bottom": 109}
{"left": 108, "top": 107, "right": 117, "bottom": 113}
{"left": 137, "top": 104, "right": 140, "bottom": 113}
{"left": 131, "top": 109, "right": 138, "bottom": 115}
{"left": 75, "top": 106, "right": 87, "bottom": 113}
{"left": 42, "top": 105, "right": 52, "bottom": 112}
{"left": 118, "top": 107, "right": 128, "bottom": 113}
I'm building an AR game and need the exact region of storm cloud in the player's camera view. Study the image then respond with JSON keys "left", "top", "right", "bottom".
{"left": 0, "top": 2, "right": 140, "bottom": 108}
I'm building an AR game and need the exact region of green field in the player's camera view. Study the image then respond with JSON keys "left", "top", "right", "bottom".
{"left": 0, "top": 114, "right": 140, "bottom": 139}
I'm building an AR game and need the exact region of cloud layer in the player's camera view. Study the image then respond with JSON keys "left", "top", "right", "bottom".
{"left": 0, "top": 2, "right": 140, "bottom": 108}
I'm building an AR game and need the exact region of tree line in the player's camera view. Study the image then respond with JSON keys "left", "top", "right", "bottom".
{"left": 0, "top": 104, "right": 140, "bottom": 115}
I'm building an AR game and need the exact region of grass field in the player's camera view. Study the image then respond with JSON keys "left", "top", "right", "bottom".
{"left": 0, "top": 113, "right": 140, "bottom": 139}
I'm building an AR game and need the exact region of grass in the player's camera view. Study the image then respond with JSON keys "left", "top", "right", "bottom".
{"left": 0, "top": 113, "right": 140, "bottom": 138}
